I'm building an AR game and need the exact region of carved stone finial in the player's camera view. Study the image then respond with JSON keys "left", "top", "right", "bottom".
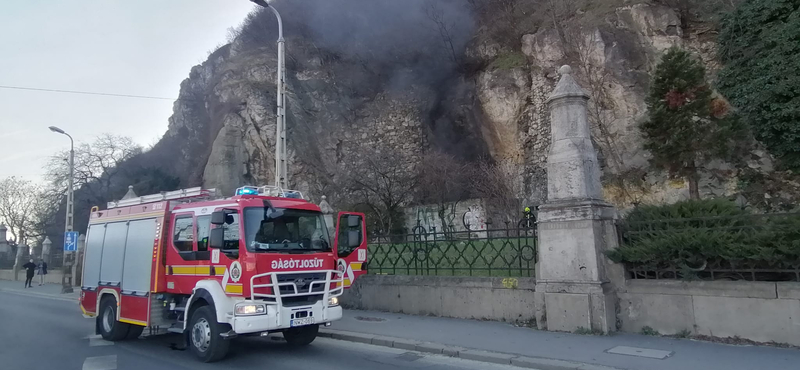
{"left": 548, "top": 64, "right": 589, "bottom": 102}
{"left": 319, "top": 195, "right": 334, "bottom": 214}
{"left": 121, "top": 185, "right": 138, "bottom": 200}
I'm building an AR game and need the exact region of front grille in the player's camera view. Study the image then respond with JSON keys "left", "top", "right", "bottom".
{"left": 275, "top": 273, "right": 326, "bottom": 306}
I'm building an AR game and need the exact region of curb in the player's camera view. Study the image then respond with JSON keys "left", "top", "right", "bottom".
{"left": 319, "top": 329, "right": 623, "bottom": 370}
{"left": 0, "top": 288, "right": 79, "bottom": 302}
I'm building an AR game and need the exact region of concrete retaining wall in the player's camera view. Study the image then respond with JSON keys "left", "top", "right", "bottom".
{"left": 0, "top": 269, "right": 65, "bottom": 284}
{"left": 618, "top": 280, "right": 800, "bottom": 346}
{"left": 341, "top": 275, "right": 537, "bottom": 324}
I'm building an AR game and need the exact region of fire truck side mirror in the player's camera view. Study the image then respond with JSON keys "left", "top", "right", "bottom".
{"left": 209, "top": 227, "right": 224, "bottom": 249}
{"left": 211, "top": 211, "right": 226, "bottom": 225}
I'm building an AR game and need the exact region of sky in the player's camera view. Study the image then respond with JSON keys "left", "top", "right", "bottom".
{"left": 0, "top": 0, "right": 256, "bottom": 182}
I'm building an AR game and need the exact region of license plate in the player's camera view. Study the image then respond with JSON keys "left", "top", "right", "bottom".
{"left": 290, "top": 317, "right": 315, "bottom": 327}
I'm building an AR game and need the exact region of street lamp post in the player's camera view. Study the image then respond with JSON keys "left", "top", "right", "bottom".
{"left": 49, "top": 125, "right": 74, "bottom": 294}
{"left": 250, "top": 0, "right": 287, "bottom": 189}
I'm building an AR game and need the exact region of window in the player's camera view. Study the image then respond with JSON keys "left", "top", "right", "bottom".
{"left": 221, "top": 214, "right": 241, "bottom": 250}
{"left": 196, "top": 215, "right": 211, "bottom": 252}
{"left": 243, "top": 208, "right": 331, "bottom": 252}
{"left": 173, "top": 216, "right": 194, "bottom": 252}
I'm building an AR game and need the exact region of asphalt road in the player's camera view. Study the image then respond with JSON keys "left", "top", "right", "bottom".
{"left": 0, "top": 290, "right": 521, "bottom": 370}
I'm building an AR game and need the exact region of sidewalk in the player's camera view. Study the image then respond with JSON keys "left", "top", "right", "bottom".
{"left": 326, "top": 310, "right": 800, "bottom": 370}
{"left": 0, "top": 280, "right": 79, "bottom": 302}
{"left": 3, "top": 282, "right": 797, "bottom": 370}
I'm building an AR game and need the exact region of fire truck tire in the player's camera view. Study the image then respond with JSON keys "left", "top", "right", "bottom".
{"left": 283, "top": 324, "right": 319, "bottom": 346}
{"left": 126, "top": 325, "right": 144, "bottom": 339}
{"left": 98, "top": 296, "right": 131, "bottom": 341}
{"left": 188, "top": 306, "right": 230, "bottom": 362}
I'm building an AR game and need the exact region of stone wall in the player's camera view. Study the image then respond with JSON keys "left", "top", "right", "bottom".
{"left": 0, "top": 269, "right": 64, "bottom": 284}
{"left": 403, "top": 199, "right": 489, "bottom": 235}
{"left": 341, "top": 274, "right": 800, "bottom": 346}
{"left": 618, "top": 280, "right": 800, "bottom": 346}
{"left": 341, "top": 274, "right": 536, "bottom": 324}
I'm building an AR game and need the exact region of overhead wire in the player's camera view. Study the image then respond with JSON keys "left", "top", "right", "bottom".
{"left": 0, "top": 85, "right": 195, "bottom": 102}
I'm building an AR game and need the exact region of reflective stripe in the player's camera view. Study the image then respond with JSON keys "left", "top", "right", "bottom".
{"left": 119, "top": 318, "right": 147, "bottom": 326}
{"left": 169, "top": 265, "right": 226, "bottom": 276}
{"left": 350, "top": 262, "right": 363, "bottom": 271}
{"left": 225, "top": 284, "right": 243, "bottom": 294}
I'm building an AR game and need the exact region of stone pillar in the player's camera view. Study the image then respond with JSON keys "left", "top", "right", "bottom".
{"left": 13, "top": 243, "right": 26, "bottom": 281}
{"left": 42, "top": 237, "right": 52, "bottom": 264}
{"left": 31, "top": 239, "right": 43, "bottom": 261}
{"left": 319, "top": 196, "right": 336, "bottom": 239}
{"left": 534, "top": 66, "right": 620, "bottom": 334}
{"left": 73, "top": 234, "right": 86, "bottom": 286}
{"left": 0, "top": 224, "right": 9, "bottom": 255}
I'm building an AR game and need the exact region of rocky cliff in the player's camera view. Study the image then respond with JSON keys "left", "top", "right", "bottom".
{"left": 152, "top": 0, "right": 775, "bottom": 213}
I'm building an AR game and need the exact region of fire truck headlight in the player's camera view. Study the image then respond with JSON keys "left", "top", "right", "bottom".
{"left": 235, "top": 303, "right": 267, "bottom": 316}
{"left": 328, "top": 297, "right": 339, "bottom": 307}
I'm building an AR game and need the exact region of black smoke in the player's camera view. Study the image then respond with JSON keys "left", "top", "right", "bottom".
{"left": 235, "top": 0, "right": 491, "bottom": 161}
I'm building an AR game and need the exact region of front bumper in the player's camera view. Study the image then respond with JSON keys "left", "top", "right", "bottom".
{"left": 231, "top": 300, "right": 343, "bottom": 334}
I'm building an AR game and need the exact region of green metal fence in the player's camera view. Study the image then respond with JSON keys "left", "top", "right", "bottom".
{"left": 367, "top": 228, "right": 537, "bottom": 277}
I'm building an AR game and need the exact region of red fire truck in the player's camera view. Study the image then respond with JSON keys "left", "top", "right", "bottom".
{"left": 79, "top": 185, "right": 367, "bottom": 362}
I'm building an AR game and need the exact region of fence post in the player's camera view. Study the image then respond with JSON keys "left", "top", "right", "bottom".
{"left": 41, "top": 237, "right": 52, "bottom": 265}
{"left": 534, "top": 65, "right": 623, "bottom": 334}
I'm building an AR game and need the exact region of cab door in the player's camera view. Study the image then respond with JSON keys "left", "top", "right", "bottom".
{"left": 333, "top": 212, "right": 368, "bottom": 288}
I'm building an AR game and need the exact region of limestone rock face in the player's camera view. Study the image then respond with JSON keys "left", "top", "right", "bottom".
{"left": 152, "top": 1, "right": 772, "bottom": 210}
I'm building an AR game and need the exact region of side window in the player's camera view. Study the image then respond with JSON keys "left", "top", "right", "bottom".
{"left": 173, "top": 216, "right": 194, "bottom": 252}
{"left": 196, "top": 215, "right": 211, "bottom": 252}
{"left": 223, "top": 214, "right": 241, "bottom": 249}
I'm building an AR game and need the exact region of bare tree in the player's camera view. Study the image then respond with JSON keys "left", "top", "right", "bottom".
{"left": 469, "top": 160, "right": 523, "bottom": 227}
{"left": 0, "top": 177, "right": 52, "bottom": 246}
{"left": 46, "top": 134, "right": 142, "bottom": 205}
{"left": 341, "top": 149, "right": 419, "bottom": 236}
{"left": 425, "top": 2, "right": 462, "bottom": 67}
{"left": 417, "top": 151, "right": 471, "bottom": 235}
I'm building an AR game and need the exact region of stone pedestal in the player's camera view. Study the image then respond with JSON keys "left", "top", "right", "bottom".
{"left": 319, "top": 196, "right": 336, "bottom": 238}
{"left": 534, "top": 66, "right": 620, "bottom": 333}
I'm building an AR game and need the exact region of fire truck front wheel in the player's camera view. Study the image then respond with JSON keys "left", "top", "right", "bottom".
{"left": 98, "top": 296, "right": 131, "bottom": 341}
{"left": 283, "top": 324, "right": 319, "bottom": 346}
{"left": 188, "top": 305, "right": 230, "bottom": 362}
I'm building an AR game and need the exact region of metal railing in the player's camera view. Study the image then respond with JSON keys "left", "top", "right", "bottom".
{"left": 367, "top": 228, "right": 537, "bottom": 277}
{"left": 616, "top": 212, "right": 800, "bottom": 282}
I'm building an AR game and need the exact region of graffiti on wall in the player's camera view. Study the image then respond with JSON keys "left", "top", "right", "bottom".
{"left": 406, "top": 200, "right": 487, "bottom": 235}
{"left": 462, "top": 205, "right": 486, "bottom": 231}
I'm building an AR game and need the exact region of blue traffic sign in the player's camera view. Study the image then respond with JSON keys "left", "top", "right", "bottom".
{"left": 64, "top": 231, "right": 79, "bottom": 251}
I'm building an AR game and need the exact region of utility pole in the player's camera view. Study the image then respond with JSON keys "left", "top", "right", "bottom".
{"left": 49, "top": 125, "right": 74, "bottom": 294}
{"left": 251, "top": 0, "right": 287, "bottom": 189}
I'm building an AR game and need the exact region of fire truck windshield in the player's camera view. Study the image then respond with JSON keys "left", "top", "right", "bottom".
{"left": 243, "top": 207, "right": 332, "bottom": 253}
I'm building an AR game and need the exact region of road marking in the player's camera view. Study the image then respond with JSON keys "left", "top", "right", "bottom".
{"left": 82, "top": 355, "right": 116, "bottom": 370}
{"left": 88, "top": 335, "right": 114, "bottom": 347}
{"left": 606, "top": 345, "right": 673, "bottom": 359}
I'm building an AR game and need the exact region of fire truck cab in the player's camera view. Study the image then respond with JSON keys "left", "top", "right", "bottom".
{"left": 79, "top": 186, "right": 367, "bottom": 362}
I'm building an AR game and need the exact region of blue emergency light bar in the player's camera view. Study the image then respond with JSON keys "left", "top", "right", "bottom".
{"left": 234, "top": 185, "right": 305, "bottom": 200}
{"left": 235, "top": 186, "right": 259, "bottom": 196}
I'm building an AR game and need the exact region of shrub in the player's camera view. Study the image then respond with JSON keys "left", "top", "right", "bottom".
{"left": 609, "top": 199, "right": 800, "bottom": 280}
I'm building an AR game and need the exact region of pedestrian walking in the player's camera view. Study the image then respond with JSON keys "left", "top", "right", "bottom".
{"left": 36, "top": 259, "right": 48, "bottom": 286}
{"left": 22, "top": 258, "right": 36, "bottom": 288}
